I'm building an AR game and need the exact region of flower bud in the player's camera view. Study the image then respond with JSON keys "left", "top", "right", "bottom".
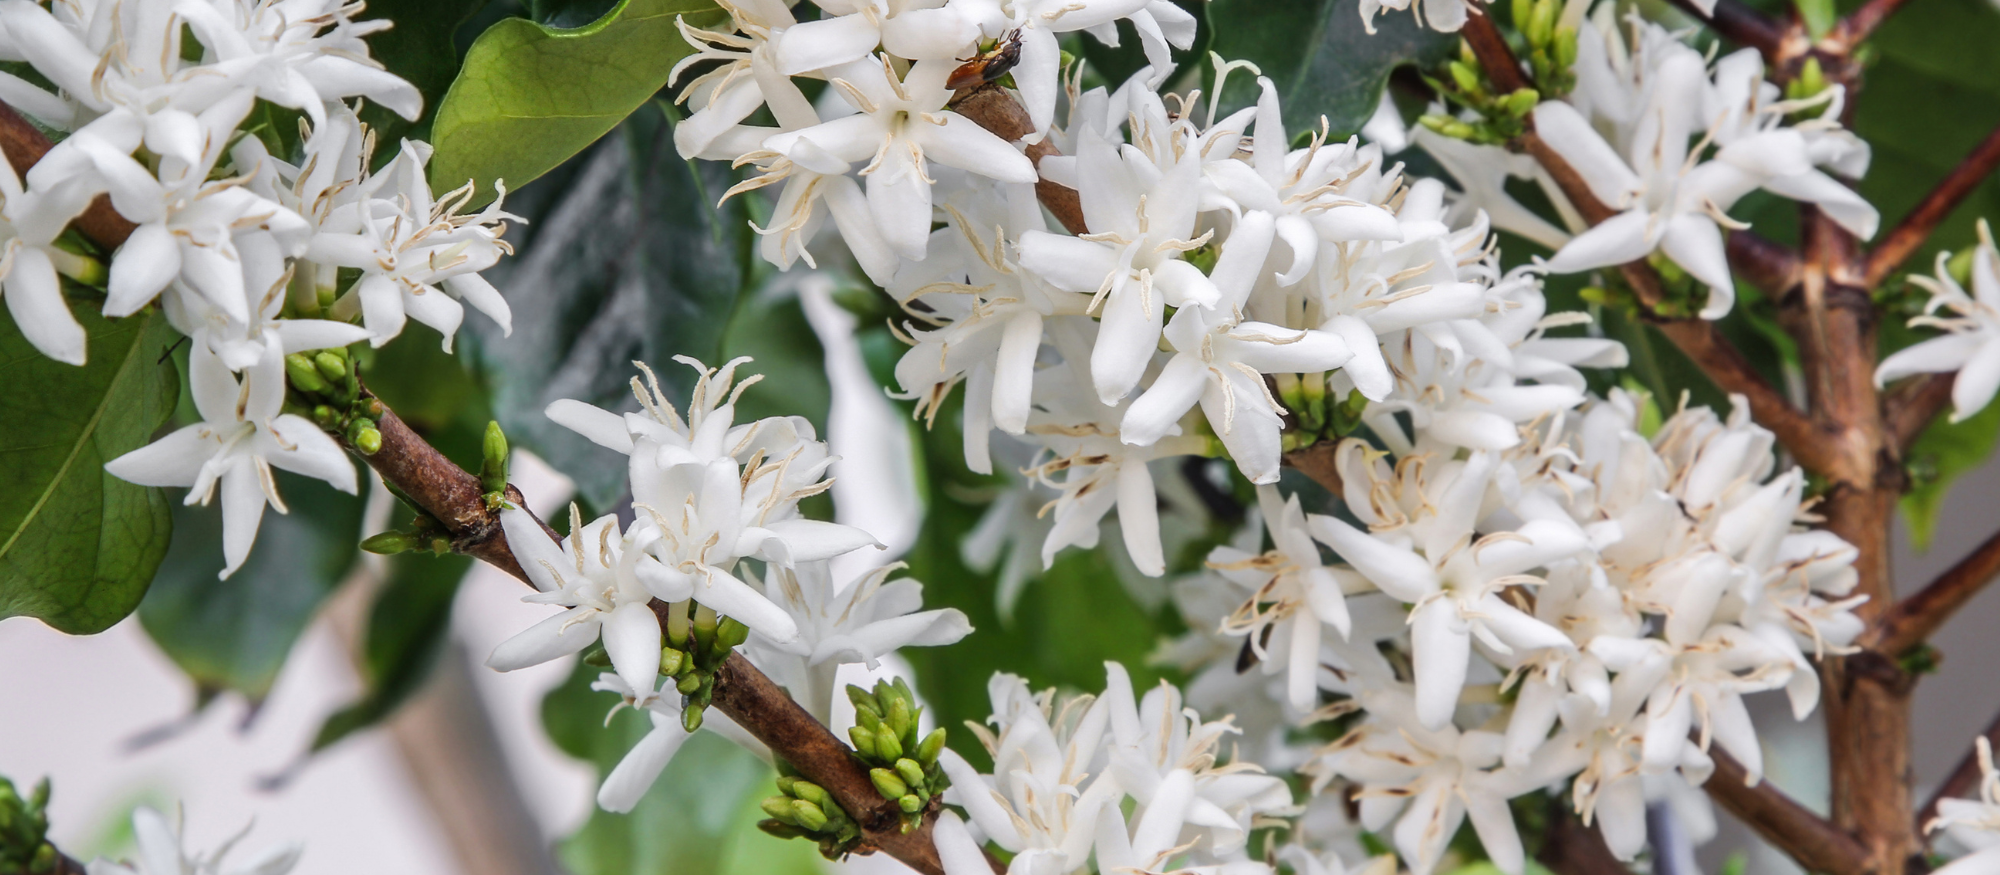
{"left": 677, "top": 672, "right": 702, "bottom": 695}
{"left": 873, "top": 725, "right": 904, "bottom": 761}
{"left": 312, "top": 351, "right": 348, "bottom": 381}
{"left": 665, "top": 600, "right": 691, "bottom": 647}
{"left": 349, "top": 422, "right": 383, "bottom": 455}
{"left": 846, "top": 684, "right": 878, "bottom": 713}
{"left": 479, "top": 421, "right": 509, "bottom": 494}
{"left": 791, "top": 781, "right": 829, "bottom": 808}
{"left": 895, "top": 757, "right": 926, "bottom": 789}
{"left": 1527, "top": 0, "right": 1556, "bottom": 45}
{"left": 757, "top": 820, "right": 810, "bottom": 840}
{"left": 693, "top": 603, "right": 719, "bottom": 645}
{"left": 848, "top": 725, "right": 878, "bottom": 759}
{"left": 715, "top": 616, "right": 750, "bottom": 652}
{"left": 659, "top": 648, "right": 685, "bottom": 677}
{"left": 1448, "top": 60, "right": 1481, "bottom": 96}
{"left": 870, "top": 768, "right": 910, "bottom": 800}
{"left": 853, "top": 703, "right": 882, "bottom": 732}
{"left": 790, "top": 800, "right": 828, "bottom": 831}
{"left": 885, "top": 694, "right": 913, "bottom": 741}
{"left": 762, "top": 796, "right": 800, "bottom": 823}
{"left": 1502, "top": 88, "right": 1541, "bottom": 118}
{"left": 285, "top": 354, "right": 330, "bottom": 394}
{"left": 917, "top": 728, "right": 947, "bottom": 766}
{"left": 682, "top": 704, "right": 705, "bottom": 732}
{"left": 360, "top": 531, "right": 415, "bottom": 555}
{"left": 899, "top": 794, "right": 923, "bottom": 814}
{"left": 1511, "top": 0, "right": 1531, "bottom": 30}
{"left": 1554, "top": 26, "right": 1578, "bottom": 69}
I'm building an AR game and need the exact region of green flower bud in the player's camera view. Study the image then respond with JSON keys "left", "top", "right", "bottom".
{"left": 312, "top": 350, "right": 348, "bottom": 381}
{"left": 582, "top": 645, "right": 611, "bottom": 667}
{"left": 896, "top": 757, "right": 926, "bottom": 789}
{"left": 715, "top": 617, "right": 750, "bottom": 652}
{"left": 1511, "top": 0, "right": 1531, "bottom": 29}
{"left": 677, "top": 672, "right": 702, "bottom": 695}
{"left": 1502, "top": 87, "right": 1541, "bottom": 118}
{"left": 1554, "top": 26, "right": 1578, "bottom": 70}
{"left": 1527, "top": 0, "right": 1556, "bottom": 46}
{"left": 1417, "top": 114, "right": 1454, "bottom": 134}
{"left": 874, "top": 725, "right": 904, "bottom": 761}
{"left": 682, "top": 704, "right": 705, "bottom": 732}
{"left": 899, "top": 794, "right": 923, "bottom": 814}
{"left": 1448, "top": 60, "right": 1481, "bottom": 95}
{"left": 870, "top": 768, "right": 910, "bottom": 800}
{"left": 360, "top": 531, "right": 415, "bottom": 555}
{"left": 846, "top": 684, "right": 879, "bottom": 713}
{"left": 312, "top": 405, "right": 338, "bottom": 428}
{"left": 479, "top": 421, "right": 509, "bottom": 494}
{"left": 849, "top": 725, "right": 878, "bottom": 759}
{"left": 757, "top": 820, "right": 810, "bottom": 840}
{"left": 26, "top": 780, "right": 45, "bottom": 814}
{"left": 1442, "top": 120, "right": 1477, "bottom": 140}
{"left": 885, "top": 693, "right": 914, "bottom": 741}
{"left": 790, "top": 800, "right": 829, "bottom": 831}
{"left": 30, "top": 843, "right": 55, "bottom": 873}
{"left": 354, "top": 426, "right": 383, "bottom": 455}
{"left": 762, "top": 796, "right": 800, "bottom": 824}
{"left": 659, "top": 648, "right": 686, "bottom": 677}
{"left": 917, "top": 728, "right": 947, "bottom": 766}
{"left": 853, "top": 703, "right": 882, "bottom": 732}
{"left": 795, "top": 781, "right": 829, "bottom": 806}
{"left": 285, "top": 353, "right": 330, "bottom": 394}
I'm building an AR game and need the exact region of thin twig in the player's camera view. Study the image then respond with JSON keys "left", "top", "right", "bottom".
{"left": 1865, "top": 122, "right": 2000, "bottom": 288}
{"left": 1705, "top": 750, "right": 1872, "bottom": 875}
{"left": 1868, "top": 524, "right": 2000, "bottom": 654}
{"left": 1917, "top": 708, "right": 2000, "bottom": 834}
{"left": 1887, "top": 372, "right": 1957, "bottom": 451}
{"left": 1665, "top": 0, "right": 1789, "bottom": 55}
{"left": 1729, "top": 229, "right": 1804, "bottom": 297}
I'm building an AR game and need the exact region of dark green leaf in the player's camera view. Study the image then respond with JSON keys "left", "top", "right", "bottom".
{"left": 529, "top": 0, "right": 624, "bottom": 27}
{"left": 427, "top": 0, "right": 725, "bottom": 201}
{"left": 312, "top": 553, "right": 473, "bottom": 751}
{"left": 354, "top": 0, "right": 495, "bottom": 147}
{"left": 139, "top": 473, "right": 364, "bottom": 701}
{"left": 465, "top": 104, "right": 753, "bottom": 508}
{"left": 540, "top": 660, "right": 823, "bottom": 875}
{"left": 0, "top": 304, "right": 178, "bottom": 635}
{"left": 1206, "top": 0, "right": 1454, "bottom": 138}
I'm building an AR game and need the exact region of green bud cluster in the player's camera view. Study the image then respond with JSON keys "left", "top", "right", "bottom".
{"left": 1272, "top": 372, "right": 1366, "bottom": 454}
{"left": 845, "top": 680, "right": 949, "bottom": 833}
{"left": 1512, "top": 0, "right": 1578, "bottom": 98}
{"left": 586, "top": 601, "right": 750, "bottom": 732}
{"left": 1417, "top": 43, "right": 1540, "bottom": 146}
{"left": 1783, "top": 57, "right": 1831, "bottom": 124}
{"left": 758, "top": 763, "right": 863, "bottom": 859}
{"left": 0, "top": 776, "right": 58, "bottom": 875}
{"left": 282, "top": 345, "right": 384, "bottom": 455}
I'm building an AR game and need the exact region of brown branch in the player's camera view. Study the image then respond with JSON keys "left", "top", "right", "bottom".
{"left": 950, "top": 83, "right": 1086, "bottom": 235}
{"left": 1868, "top": 525, "right": 2000, "bottom": 654}
{"left": 1865, "top": 122, "right": 2000, "bottom": 288}
{"left": 1281, "top": 440, "right": 1344, "bottom": 495}
{"left": 0, "top": 101, "right": 135, "bottom": 250}
{"left": 1729, "top": 230, "right": 1804, "bottom": 298}
{"left": 1886, "top": 372, "right": 1956, "bottom": 451}
{"left": 1705, "top": 749, "right": 1871, "bottom": 875}
{"left": 1462, "top": 9, "right": 1531, "bottom": 94}
{"left": 346, "top": 390, "right": 975, "bottom": 875}
{"left": 1535, "top": 794, "right": 1631, "bottom": 875}
{"left": 1918, "top": 709, "right": 2000, "bottom": 834}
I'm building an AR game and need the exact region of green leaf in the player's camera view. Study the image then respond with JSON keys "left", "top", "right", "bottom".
{"left": 540, "top": 660, "right": 823, "bottom": 875}
{"left": 1206, "top": 0, "right": 1454, "bottom": 138}
{"left": 529, "top": 0, "right": 625, "bottom": 27}
{"left": 464, "top": 104, "right": 754, "bottom": 508}
{"left": 0, "top": 304, "right": 178, "bottom": 635}
{"left": 1796, "top": 0, "right": 1838, "bottom": 37}
{"left": 353, "top": 0, "right": 495, "bottom": 147}
{"left": 1902, "top": 399, "right": 2000, "bottom": 548}
{"left": 139, "top": 472, "right": 365, "bottom": 701}
{"left": 427, "top": 0, "right": 725, "bottom": 202}
{"left": 311, "top": 553, "right": 473, "bottom": 751}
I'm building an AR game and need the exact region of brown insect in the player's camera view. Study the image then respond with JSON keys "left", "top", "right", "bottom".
{"left": 946, "top": 30, "right": 1024, "bottom": 91}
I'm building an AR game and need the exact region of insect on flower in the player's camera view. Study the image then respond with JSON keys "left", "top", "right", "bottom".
{"left": 946, "top": 30, "right": 1025, "bottom": 91}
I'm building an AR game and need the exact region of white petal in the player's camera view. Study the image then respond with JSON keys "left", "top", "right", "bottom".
{"left": 597, "top": 717, "right": 692, "bottom": 813}
{"left": 104, "top": 224, "right": 181, "bottom": 317}
{"left": 1952, "top": 339, "right": 2000, "bottom": 422}
{"left": 1544, "top": 210, "right": 1656, "bottom": 274}
{"left": 488, "top": 609, "right": 601, "bottom": 671}
{"left": 1117, "top": 460, "right": 1164, "bottom": 576}
{"left": 261, "top": 415, "right": 358, "bottom": 493}
{"left": 933, "top": 811, "right": 995, "bottom": 875}
{"left": 1411, "top": 598, "right": 1469, "bottom": 730}
{"left": 4, "top": 247, "right": 83, "bottom": 364}
{"left": 604, "top": 601, "right": 663, "bottom": 697}
{"left": 1307, "top": 516, "right": 1440, "bottom": 602}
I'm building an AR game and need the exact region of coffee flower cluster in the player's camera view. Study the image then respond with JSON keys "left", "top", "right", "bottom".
{"left": 666, "top": 1, "right": 1874, "bottom": 873}
{"left": 0, "top": 1, "right": 517, "bottom": 576}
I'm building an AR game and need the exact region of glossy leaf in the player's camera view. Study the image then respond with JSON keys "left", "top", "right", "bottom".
{"left": 311, "top": 553, "right": 473, "bottom": 751}
{"left": 427, "top": 0, "right": 725, "bottom": 202}
{"left": 353, "top": 0, "right": 494, "bottom": 146}
{"left": 0, "top": 304, "right": 178, "bottom": 635}
{"left": 140, "top": 473, "right": 365, "bottom": 701}
{"left": 464, "top": 104, "right": 754, "bottom": 508}
{"left": 1206, "top": 0, "right": 1454, "bottom": 137}
{"left": 541, "top": 660, "right": 824, "bottom": 875}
